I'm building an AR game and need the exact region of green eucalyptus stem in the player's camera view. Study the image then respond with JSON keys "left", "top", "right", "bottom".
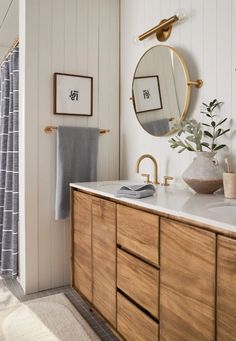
{"left": 210, "top": 107, "right": 215, "bottom": 151}
{"left": 169, "top": 99, "right": 230, "bottom": 153}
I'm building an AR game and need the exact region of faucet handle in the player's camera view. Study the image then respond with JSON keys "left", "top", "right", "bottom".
{"left": 141, "top": 173, "right": 152, "bottom": 184}
{"left": 161, "top": 176, "right": 174, "bottom": 186}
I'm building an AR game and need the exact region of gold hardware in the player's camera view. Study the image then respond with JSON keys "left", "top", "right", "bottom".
{"left": 141, "top": 173, "right": 151, "bottom": 184}
{"left": 99, "top": 129, "right": 110, "bottom": 135}
{"left": 139, "top": 16, "right": 178, "bottom": 42}
{"left": 44, "top": 126, "right": 110, "bottom": 135}
{"left": 136, "top": 154, "right": 159, "bottom": 185}
{"left": 138, "top": 9, "right": 186, "bottom": 42}
{"left": 187, "top": 80, "right": 203, "bottom": 88}
{"left": 44, "top": 126, "right": 57, "bottom": 133}
{"left": 155, "top": 18, "right": 174, "bottom": 42}
{"left": 131, "top": 45, "right": 203, "bottom": 138}
{"left": 161, "top": 176, "right": 174, "bottom": 186}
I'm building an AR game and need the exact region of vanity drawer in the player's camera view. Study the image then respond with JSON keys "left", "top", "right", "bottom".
{"left": 117, "top": 205, "right": 159, "bottom": 265}
{"left": 117, "top": 292, "right": 159, "bottom": 341}
{"left": 117, "top": 249, "right": 159, "bottom": 318}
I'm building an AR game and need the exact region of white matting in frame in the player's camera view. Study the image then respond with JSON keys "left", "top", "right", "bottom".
{"left": 54, "top": 73, "right": 93, "bottom": 116}
{"left": 133, "top": 76, "right": 162, "bottom": 113}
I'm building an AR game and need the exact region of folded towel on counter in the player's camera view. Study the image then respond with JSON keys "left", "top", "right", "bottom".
{"left": 116, "top": 184, "right": 156, "bottom": 199}
{"left": 55, "top": 126, "right": 99, "bottom": 220}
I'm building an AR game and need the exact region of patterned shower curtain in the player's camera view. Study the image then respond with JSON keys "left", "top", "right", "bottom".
{"left": 0, "top": 45, "right": 19, "bottom": 277}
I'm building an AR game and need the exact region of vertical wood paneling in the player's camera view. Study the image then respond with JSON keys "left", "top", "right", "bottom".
{"left": 190, "top": 0, "right": 204, "bottom": 122}
{"left": 120, "top": 0, "right": 235, "bottom": 181}
{"left": 38, "top": 0, "right": 53, "bottom": 290}
{"left": 76, "top": 0, "right": 89, "bottom": 128}
{"left": 23, "top": 0, "right": 40, "bottom": 293}
{"left": 63, "top": 0, "right": 78, "bottom": 287}
{"left": 216, "top": 0, "right": 232, "bottom": 165}
{"left": 20, "top": 0, "right": 119, "bottom": 293}
{"left": 203, "top": 1, "right": 217, "bottom": 102}
{"left": 98, "top": 0, "right": 119, "bottom": 180}
{"left": 98, "top": 0, "right": 110, "bottom": 180}
{"left": 231, "top": 0, "right": 236, "bottom": 171}
{"left": 50, "top": 0, "right": 66, "bottom": 290}
{"left": 87, "top": 0, "right": 99, "bottom": 134}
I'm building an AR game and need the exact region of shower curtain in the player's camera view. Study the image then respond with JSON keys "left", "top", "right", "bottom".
{"left": 0, "top": 45, "right": 19, "bottom": 277}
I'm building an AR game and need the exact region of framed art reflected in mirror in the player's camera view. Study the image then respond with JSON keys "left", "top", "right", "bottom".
{"left": 133, "top": 76, "right": 163, "bottom": 113}
{"left": 132, "top": 45, "right": 203, "bottom": 137}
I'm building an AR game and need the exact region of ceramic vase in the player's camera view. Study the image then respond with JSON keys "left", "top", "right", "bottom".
{"left": 182, "top": 151, "right": 223, "bottom": 194}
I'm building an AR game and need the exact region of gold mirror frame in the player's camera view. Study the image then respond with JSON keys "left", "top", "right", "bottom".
{"left": 131, "top": 45, "right": 203, "bottom": 137}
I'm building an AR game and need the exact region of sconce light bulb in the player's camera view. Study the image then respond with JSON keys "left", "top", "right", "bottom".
{"left": 175, "top": 8, "right": 187, "bottom": 21}
{"left": 133, "top": 35, "right": 142, "bottom": 46}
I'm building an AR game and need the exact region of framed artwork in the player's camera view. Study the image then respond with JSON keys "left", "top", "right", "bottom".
{"left": 54, "top": 72, "right": 93, "bottom": 116}
{"left": 133, "top": 76, "right": 162, "bottom": 113}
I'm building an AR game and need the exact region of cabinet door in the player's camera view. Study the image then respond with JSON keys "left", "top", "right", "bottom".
{"left": 92, "top": 197, "right": 116, "bottom": 327}
{"left": 160, "top": 218, "right": 216, "bottom": 341}
{"left": 73, "top": 191, "right": 92, "bottom": 302}
{"left": 217, "top": 236, "right": 236, "bottom": 340}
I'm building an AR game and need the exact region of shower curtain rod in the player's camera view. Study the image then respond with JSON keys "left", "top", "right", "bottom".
{"left": 0, "top": 37, "right": 19, "bottom": 65}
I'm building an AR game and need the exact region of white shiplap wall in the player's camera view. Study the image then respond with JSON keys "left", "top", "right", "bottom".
{"left": 120, "top": 0, "right": 236, "bottom": 182}
{"left": 19, "top": 0, "right": 119, "bottom": 293}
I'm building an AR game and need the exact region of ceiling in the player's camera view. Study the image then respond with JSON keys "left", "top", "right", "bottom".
{"left": 0, "top": 0, "right": 19, "bottom": 61}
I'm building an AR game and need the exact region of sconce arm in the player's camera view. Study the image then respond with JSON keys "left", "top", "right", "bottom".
{"left": 138, "top": 15, "right": 178, "bottom": 41}
{"left": 188, "top": 80, "right": 203, "bottom": 88}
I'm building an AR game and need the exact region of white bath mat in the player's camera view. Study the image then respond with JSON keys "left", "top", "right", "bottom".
{"left": 0, "top": 293, "right": 101, "bottom": 341}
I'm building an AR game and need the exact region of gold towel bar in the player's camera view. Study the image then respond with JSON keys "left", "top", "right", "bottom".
{"left": 44, "top": 126, "right": 110, "bottom": 135}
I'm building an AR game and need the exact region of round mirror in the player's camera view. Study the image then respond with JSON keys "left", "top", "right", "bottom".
{"left": 132, "top": 45, "right": 190, "bottom": 137}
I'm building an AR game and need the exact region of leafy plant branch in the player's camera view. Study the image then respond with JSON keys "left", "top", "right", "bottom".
{"left": 169, "top": 99, "right": 230, "bottom": 153}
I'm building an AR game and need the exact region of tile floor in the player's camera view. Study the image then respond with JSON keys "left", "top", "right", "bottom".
{"left": 0, "top": 276, "right": 119, "bottom": 341}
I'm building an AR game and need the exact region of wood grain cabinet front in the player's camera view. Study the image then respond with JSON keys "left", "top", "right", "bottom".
{"left": 117, "top": 248, "right": 159, "bottom": 319}
{"left": 72, "top": 189, "right": 236, "bottom": 341}
{"left": 72, "top": 190, "right": 117, "bottom": 328}
{"left": 160, "top": 218, "right": 216, "bottom": 341}
{"left": 117, "top": 292, "right": 159, "bottom": 341}
{"left": 217, "top": 236, "right": 236, "bottom": 341}
{"left": 92, "top": 197, "right": 117, "bottom": 328}
{"left": 117, "top": 204, "right": 159, "bottom": 265}
{"left": 72, "top": 191, "right": 92, "bottom": 302}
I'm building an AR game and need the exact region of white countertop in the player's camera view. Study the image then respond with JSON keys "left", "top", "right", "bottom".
{"left": 70, "top": 180, "right": 236, "bottom": 236}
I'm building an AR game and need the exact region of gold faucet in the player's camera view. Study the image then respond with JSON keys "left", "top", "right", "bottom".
{"left": 136, "top": 154, "right": 159, "bottom": 185}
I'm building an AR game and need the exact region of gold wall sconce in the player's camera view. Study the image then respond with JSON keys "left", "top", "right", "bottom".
{"left": 138, "top": 9, "right": 187, "bottom": 42}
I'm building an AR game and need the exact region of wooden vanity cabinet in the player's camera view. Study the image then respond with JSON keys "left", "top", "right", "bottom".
{"left": 72, "top": 187, "right": 236, "bottom": 341}
{"left": 117, "top": 204, "right": 159, "bottom": 265}
{"left": 72, "top": 190, "right": 116, "bottom": 327}
{"left": 217, "top": 236, "right": 236, "bottom": 340}
{"left": 72, "top": 191, "right": 92, "bottom": 302}
{"left": 117, "top": 292, "right": 159, "bottom": 341}
{"left": 117, "top": 248, "right": 159, "bottom": 319}
{"left": 160, "top": 218, "right": 216, "bottom": 341}
{"left": 117, "top": 205, "right": 160, "bottom": 340}
{"left": 92, "top": 197, "right": 116, "bottom": 327}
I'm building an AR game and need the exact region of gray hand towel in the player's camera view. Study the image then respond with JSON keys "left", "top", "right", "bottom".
{"left": 55, "top": 126, "right": 99, "bottom": 220}
{"left": 116, "top": 184, "right": 156, "bottom": 199}
{"left": 143, "top": 119, "right": 170, "bottom": 136}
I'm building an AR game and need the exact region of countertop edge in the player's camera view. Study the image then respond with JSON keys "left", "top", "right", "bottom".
{"left": 70, "top": 183, "right": 236, "bottom": 239}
